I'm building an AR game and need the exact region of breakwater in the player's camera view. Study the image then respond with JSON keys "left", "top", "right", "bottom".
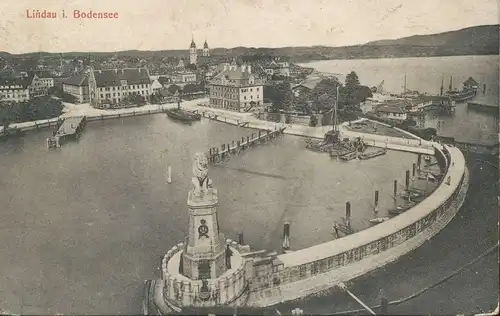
{"left": 246, "top": 143, "right": 468, "bottom": 307}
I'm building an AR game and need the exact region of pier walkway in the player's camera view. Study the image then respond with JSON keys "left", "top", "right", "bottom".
{"left": 206, "top": 128, "right": 286, "bottom": 164}
{"left": 46, "top": 116, "right": 86, "bottom": 149}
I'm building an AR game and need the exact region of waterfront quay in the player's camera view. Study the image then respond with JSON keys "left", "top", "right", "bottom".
{"left": 0, "top": 107, "right": 447, "bottom": 314}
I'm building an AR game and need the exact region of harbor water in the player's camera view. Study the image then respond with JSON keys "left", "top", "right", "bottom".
{"left": 0, "top": 55, "right": 497, "bottom": 315}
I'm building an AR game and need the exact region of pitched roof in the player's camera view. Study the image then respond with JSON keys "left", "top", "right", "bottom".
{"left": 210, "top": 67, "right": 260, "bottom": 87}
{"left": 0, "top": 77, "right": 29, "bottom": 89}
{"left": 463, "top": 77, "right": 478, "bottom": 86}
{"left": 64, "top": 75, "right": 88, "bottom": 86}
{"left": 92, "top": 68, "right": 151, "bottom": 87}
{"left": 293, "top": 78, "right": 323, "bottom": 90}
{"left": 376, "top": 105, "right": 406, "bottom": 114}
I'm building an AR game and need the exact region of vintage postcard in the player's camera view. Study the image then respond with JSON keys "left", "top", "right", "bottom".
{"left": 0, "top": 0, "right": 498, "bottom": 315}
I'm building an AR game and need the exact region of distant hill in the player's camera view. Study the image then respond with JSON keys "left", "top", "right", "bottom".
{"left": 1, "top": 24, "right": 498, "bottom": 62}
{"left": 365, "top": 25, "right": 498, "bottom": 48}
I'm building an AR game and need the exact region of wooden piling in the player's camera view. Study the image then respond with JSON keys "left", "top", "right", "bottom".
{"left": 393, "top": 180, "right": 398, "bottom": 199}
{"left": 412, "top": 163, "right": 416, "bottom": 177}
{"left": 374, "top": 190, "right": 379, "bottom": 208}
{"left": 345, "top": 202, "right": 351, "bottom": 228}
{"left": 238, "top": 233, "right": 244, "bottom": 245}
{"left": 283, "top": 221, "right": 290, "bottom": 250}
{"left": 405, "top": 170, "right": 410, "bottom": 189}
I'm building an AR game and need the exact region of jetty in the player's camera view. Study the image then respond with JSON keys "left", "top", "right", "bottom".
{"left": 206, "top": 127, "right": 286, "bottom": 164}
{"left": 46, "top": 116, "right": 86, "bottom": 149}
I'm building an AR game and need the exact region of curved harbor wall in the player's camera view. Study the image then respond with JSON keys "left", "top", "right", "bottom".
{"left": 248, "top": 143, "right": 468, "bottom": 306}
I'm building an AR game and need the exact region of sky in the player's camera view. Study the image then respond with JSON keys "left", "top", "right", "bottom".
{"left": 0, "top": 0, "right": 498, "bottom": 54}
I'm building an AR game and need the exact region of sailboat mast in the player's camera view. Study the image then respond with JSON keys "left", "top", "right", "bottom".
{"left": 440, "top": 76, "right": 444, "bottom": 96}
{"left": 404, "top": 74, "right": 407, "bottom": 94}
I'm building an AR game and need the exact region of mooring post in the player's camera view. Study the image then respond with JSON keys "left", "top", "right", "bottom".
{"left": 227, "top": 143, "right": 230, "bottom": 154}
{"left": 393, "top": 180, "right": 398, "bottom": 200}
{"left": 246, "top": 136, "right": 250, "bottom": 145}
{"left": 405, "top": 170, "right": 410, "bottom": 190}
{"left": 345, "top": 202, "right": 351, "bottom": 229}
{"left": 379, "top": 289, "right": 388, "bottom": 314}
{"left": 283, "top": 221, "right": 290, "bottom": 251}
{"left": 167, "top": 165, "right": 172, "bottom": 184}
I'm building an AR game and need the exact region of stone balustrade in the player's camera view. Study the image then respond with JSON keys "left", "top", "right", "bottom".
{"left": 161, "top": 240, "right": 248, "bottom": 309}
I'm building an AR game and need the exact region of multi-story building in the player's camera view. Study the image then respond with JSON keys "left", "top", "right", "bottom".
{"left": 27, "top": 71, "right": 55, "bottom": 97}
{"left": 174, "top": 71, "right": 197, "bottom": 84}
{"left": 208, "top": 64, "right": 264, "bottom": 112}
{"left": 63, "top": 75, "right": 89, "bottom": 103}
{"left": 88, "top": 68, "right": 152, "bottom": 105}
{"left": 0, "top": 77, "right": 30, "bottom": 102}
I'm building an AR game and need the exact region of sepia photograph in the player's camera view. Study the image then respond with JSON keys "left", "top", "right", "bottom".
{"left": 0, "top": 0, "right": 498, "bottom": 315}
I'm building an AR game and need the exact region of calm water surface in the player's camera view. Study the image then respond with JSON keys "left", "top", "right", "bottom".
{"left": 0, "top": 114, "right": 417, "bottom": 314}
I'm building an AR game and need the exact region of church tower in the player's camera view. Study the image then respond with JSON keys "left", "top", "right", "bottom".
{"left": 181, "top": 153, "right": 227, "bottom": 280}
{"left": 189, "top": 36, "right": 198, "bottom": 65}
{"left": 202, "top": 40, "right": 210, "bottom": 57}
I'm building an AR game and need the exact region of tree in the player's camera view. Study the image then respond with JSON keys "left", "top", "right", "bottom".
{"left": 309, "top": 78, "right": 341, "bottom": 113}
{"left": 345, "top": 71, "right": 360, "bottom": 89}
{"left": 309, "top": 115, "right": 318, "bottom": 127}
{"left": 263, "top": 82, "right": 293, "bottom": 112}
{"left": 150, "top": 92, "right": 163, "bottom": 104}
{"left": 167, "top": 84, "right": 181, "bottom": 95}
{"left": 124, "top": 93, "right": 146, "bottom": 106}
{"left": 183, "top": 83, "right": 199, "bottom": 94}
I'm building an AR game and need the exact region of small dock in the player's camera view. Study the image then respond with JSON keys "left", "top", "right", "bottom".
{"left": 47, "top": 116, "right": 86, "bottom": 149}
{"left": 206, "top": 127, "right": 286, "bottom": 164}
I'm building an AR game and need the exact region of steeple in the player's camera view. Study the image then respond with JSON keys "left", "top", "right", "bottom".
{"left": 190, "top": 34, "right": 196, "bottom": 49}
{"left": 202, "top": 38, "right": 210, "bottom": 57}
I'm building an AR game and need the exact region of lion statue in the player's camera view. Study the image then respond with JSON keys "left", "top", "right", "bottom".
{"left": 192, "top": 152, "right": 212, "bottom": 196}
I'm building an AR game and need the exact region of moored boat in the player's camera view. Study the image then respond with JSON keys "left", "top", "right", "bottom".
{"left": 369, "top": 217, "right": 391, "bottom": 225}
{"left": 166, "top": 108, "right": 201, "bottom": 122}
{"left": 340, "top": 151, "right": 357, "bottom": 161}
{"left": 359, "top": 148, "right": 387, "bottom": 160}
{"left": 388, "top": 205, "right": 412, "bottom": 216}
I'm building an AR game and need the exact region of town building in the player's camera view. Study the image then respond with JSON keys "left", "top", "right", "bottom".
{"left": 151, "top": 79, "right": 163, "bottom": 94}
{"left": 264, "top": 60, "right": 290, "bottom": 77}
{"left": 0, "top": 77, "right": 30, "bottom": 102}
{"left": 174, "top": 71, "right": 197, "bottom": 84}
{"left": 27, "top": 71, "right": 55, "bottom": 98}
{"left": 291, "top": 78, "right": 323, "bottom": 97}
{"left": 63, "top": 74, "right": 89, "bottom": 103}
{"left": 463, "top": 77, "right": 478, "bottom": 90}
{"left": 375, "top": 104, "right": 408, "bottom": 121}
{"left": 88, "top": 68, "right": 152, "bottom": 106}
{"left": 208, "top": 64, "right": 264, "bottom": 112}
